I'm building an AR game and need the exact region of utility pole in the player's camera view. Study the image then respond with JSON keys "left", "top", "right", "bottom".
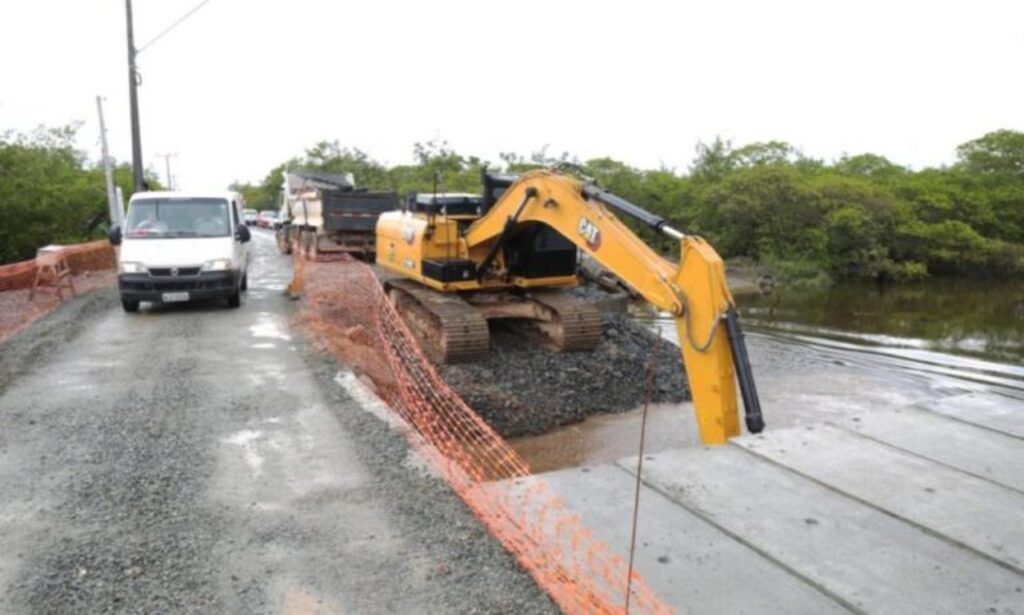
{"left": 95, "top": 96, "right": 121, "bottom": 227}
{"left": 125, "top": 0, "right": 144, "bottom": 192}
{"left": 158, "top": 153, "right": 177, "bottom": 190}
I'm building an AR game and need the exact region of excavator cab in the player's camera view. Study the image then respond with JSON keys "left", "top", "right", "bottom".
{"left": 481, "top": 172, "right": 513, "bottom": 214}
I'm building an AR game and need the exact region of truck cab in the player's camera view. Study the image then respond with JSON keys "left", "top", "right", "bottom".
{"left": 109, "top": 191, "right": 252, "bottom": 312}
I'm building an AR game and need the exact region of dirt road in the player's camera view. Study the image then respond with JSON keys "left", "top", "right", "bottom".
{"left": 0, "top": 230, "right": 553, "bottom": 614}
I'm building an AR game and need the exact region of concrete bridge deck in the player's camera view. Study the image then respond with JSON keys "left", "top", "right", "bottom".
{"left": 513, "top": 392, "right": 1024, "bottom": 613}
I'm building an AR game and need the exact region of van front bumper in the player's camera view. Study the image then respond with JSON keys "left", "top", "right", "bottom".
{"left": 118, "top": 270, "right": 240, "bottom": 302}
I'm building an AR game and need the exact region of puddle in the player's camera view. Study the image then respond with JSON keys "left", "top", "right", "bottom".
{"left": 511, "top": 401, "right": 701, "bottom": 474}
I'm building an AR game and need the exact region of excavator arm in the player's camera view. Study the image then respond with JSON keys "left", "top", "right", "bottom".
{"left": 465, "top": 170, "right": 765, "bottom": 444}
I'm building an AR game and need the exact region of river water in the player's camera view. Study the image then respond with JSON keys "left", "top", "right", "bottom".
{"left": 511, "top": 278, "right": 1024, "bottom": 472}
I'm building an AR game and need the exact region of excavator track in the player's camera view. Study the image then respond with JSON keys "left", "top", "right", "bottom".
{"left": 384, "top": 278, "right": 490, "bottom": 363}
{"left": 529, "top": 290, "right": 603, "bottom": 352}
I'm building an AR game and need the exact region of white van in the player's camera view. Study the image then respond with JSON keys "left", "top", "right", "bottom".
{"left": 109, "top": 191, "right": 252, "bottom": 312}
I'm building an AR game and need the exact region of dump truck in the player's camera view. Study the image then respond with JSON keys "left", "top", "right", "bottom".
{"left": 276, "top": 170, "right": 399, "bottom": 259}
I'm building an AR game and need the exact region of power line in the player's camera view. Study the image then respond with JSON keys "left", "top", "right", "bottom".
{"left": 136, "top": 0, "right": 214, "bottom": 55}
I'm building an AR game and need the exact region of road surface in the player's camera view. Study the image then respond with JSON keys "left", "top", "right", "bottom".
{"left": 0, "top": 230, "right": 553, "bottom": 614}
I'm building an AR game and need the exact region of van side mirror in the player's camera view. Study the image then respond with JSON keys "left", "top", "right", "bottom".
{"left": 236, "top": 225, "right": 251, "bottom": 243}
{"left": 108, "top": 226, "right": 122, "bottom": 246}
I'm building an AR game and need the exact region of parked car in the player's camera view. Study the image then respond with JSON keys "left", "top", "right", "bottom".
{"left": 108, "top": 191, "right": 252, "bottom": 311}
{"left": 243, "top": 208, "right": 259, "bottom": 226}
{"left": 257, "top": 210, "right": 279, "bottom": 229}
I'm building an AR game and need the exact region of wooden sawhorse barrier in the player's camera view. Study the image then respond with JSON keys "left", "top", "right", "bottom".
{"left": 28, "top": 246, "right": 76, "bottom": 301}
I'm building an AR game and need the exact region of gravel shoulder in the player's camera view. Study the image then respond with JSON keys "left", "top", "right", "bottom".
{"left": 0, "top": 286, "right": 118, "bottom": 394}
{"left": 0, "top": 231, "right": 554, "bottom": 614}
{"left": 0, "top": 271, "right": 117, "bottom": 346}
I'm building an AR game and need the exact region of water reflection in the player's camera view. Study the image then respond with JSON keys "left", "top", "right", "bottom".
{"left": 740, "top": 278, "right": 1024, "bottom": 364}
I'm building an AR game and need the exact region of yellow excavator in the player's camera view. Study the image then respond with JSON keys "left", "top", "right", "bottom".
{"left": 375, "top": 169, "right": 764, "bottom": 444}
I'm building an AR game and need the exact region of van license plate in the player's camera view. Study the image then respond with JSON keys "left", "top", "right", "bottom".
{"left": 162, "top": 292, "right": 189, "bottom": 303}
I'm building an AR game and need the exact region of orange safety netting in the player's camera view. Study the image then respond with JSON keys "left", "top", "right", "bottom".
{"left": 0, "top": 241, "right": 115, "bottom": 291}
{"left": 298, "top": 250, "right": 671, "bottom": 615}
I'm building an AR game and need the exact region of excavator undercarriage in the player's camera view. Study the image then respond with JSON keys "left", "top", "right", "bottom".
{"left": 383, "top": 277, "right": 602, "bottom": 363}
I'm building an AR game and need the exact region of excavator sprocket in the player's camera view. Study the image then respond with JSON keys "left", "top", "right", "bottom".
{"left": 530, "top": 290, "right": 603, "bottom": 352}
{"left": 384, "top": 279, "right": 490, "bottom": 363}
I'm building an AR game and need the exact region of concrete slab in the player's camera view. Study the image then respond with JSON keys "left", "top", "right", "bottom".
{"left": 622, "top": 446, "right": 1024, "bottom": 614}
{"left": 837, "top": 407, "right": 1024, "bottom": 493}
{"left": 915, "top": 392, "right": 1024, "bottom": 439}
{"left": 735, "top": 425, "right": 1024, "bottom": 573}
{"left": 509, "top": 465, "right": 850, "bottom": 614}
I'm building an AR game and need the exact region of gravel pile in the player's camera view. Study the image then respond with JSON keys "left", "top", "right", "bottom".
{"left": 439, "top": 311, "right": 689, "bottom": 438}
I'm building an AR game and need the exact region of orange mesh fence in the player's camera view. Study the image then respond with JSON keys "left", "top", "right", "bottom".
{"left": 64, "top": 241, "right": 116, "bottom": 274}
{"left": 0, "top": 241, "right": 115, "bottom": 291}
{"left": 300, "top": 255, "right": 671, "bottom": 615}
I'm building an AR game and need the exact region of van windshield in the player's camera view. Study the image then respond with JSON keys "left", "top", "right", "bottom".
{"left": 126, "top": 198, "right": 231, "bottom": 238}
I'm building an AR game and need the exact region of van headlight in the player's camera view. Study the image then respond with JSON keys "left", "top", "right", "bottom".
{"left": 202, "top": 259, "right": 234, "bottom": 272}
{"left": 119, "top": 261, "right": 147, "bottom": 274}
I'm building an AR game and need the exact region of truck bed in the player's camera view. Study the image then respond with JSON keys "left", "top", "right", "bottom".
{"left": 322, "top": 191, "right": 399, "bottom": 233}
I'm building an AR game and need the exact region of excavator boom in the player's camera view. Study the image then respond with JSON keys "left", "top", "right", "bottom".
{"left": 465, "top": 170, "right": 764, "bottom": 444}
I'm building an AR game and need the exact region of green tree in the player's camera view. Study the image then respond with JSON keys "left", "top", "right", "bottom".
{"left": 695, "top": 164, "right": 825, "bottom": 262}
{"left": 956, "top": 130, "right": 1024, "bottom": 175}
{"left": 0, "top": 125, "right": 158, "bottom": 262}
{"left": 690, "top": 136, "right": 734, "bottom": 181}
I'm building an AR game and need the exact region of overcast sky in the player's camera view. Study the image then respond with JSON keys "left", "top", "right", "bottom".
{"left": 1, "top": 0, "right": 1022, "bottom": 190}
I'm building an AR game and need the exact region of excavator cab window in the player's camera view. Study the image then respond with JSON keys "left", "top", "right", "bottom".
{"left": 481, "top": 172, "right": 516, "bottom": 216}
{"left": 408, "top": 193, "right": 483, "bottom": 217}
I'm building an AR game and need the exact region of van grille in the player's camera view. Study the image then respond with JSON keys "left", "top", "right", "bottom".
{"left": 120, "top": 276, "right": 234, "bottom": 292}
{"left": 149, "top": 267, "right": 201, "bottom": 277}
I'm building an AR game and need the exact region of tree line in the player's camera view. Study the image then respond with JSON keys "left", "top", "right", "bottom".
{"left": 3, "top": 123, "right": 1021, "bottom": 283}
{"left": 235, "top": 130, "right": 1024, "bottom": 284}
{"left": 0, "top": 125, "right": 159, "bottom": 263}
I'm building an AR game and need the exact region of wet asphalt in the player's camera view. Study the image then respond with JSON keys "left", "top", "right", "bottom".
{"left": 0, "top": 230, "right": 554, "bottom": 614}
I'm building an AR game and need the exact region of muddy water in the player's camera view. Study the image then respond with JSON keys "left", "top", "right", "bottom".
{"left": 512, "top": 278, "right": 1024, "bottom": 473}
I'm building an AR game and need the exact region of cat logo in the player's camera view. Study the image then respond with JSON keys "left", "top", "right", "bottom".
{"left": 578, "top": 218, "right": 601, "bottom": 250}
{"left": 401, "top": 224, "right": 417, "bottom": 245}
